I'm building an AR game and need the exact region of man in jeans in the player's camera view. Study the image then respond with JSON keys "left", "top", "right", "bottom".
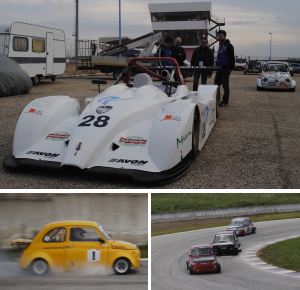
{"left": 191, "top": 38, "right": 214, "bottom": 91}
{"left": 215, "top": 30, "right": 235, "bottom": 107}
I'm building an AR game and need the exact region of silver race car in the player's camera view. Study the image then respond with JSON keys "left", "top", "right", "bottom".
{"left": 3, "top": 57, "right": 218, "bottom": 184}
{"left": 257, "top": 61, "right": 296, "bottom": 91}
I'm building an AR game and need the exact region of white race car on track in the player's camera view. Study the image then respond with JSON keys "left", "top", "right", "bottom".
{"left": 257, "top": 61, "right": 296, "bottom": 91}
{"left": 3, "top": 57, "right": 217, "bottom": 184}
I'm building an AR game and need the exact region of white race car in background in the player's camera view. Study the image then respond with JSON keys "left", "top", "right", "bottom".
{"left": 257, "top": 61, "right": 296, "bottom": 91}
{"left": 3, "top": 57, "right": 218, "bottom": 184}
{"left": 227, "top": 217, "right": 256, "bottom": 236}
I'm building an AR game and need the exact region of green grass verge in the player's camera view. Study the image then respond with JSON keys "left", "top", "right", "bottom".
{"left": 257, "top": 237, "right": 300, "bottom": 271}
{"left": 152, "top": 193, "right": 300, "bottom": 214}
{"left": 152, "top": 211, "right": 300, "bottom": 236}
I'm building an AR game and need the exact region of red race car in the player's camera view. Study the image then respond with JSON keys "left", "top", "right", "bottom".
{"left": 186, "top": 245, "right": 221, "bottom": 274}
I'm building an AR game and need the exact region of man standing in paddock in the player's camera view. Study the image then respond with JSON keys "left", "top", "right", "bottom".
{"left": 214, "top": 30, "right": 235, "bottom": 107}
{"left": 191, "top": 38, "right": 214, "bottom": 91}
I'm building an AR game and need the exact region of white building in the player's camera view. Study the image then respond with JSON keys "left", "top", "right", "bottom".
{"left": 148, "top": 1, "right": 224, "bottom": 60}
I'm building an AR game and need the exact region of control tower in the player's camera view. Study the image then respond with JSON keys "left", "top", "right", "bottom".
{"left": 148, "top": 1, "right": 225, "bottom": 60}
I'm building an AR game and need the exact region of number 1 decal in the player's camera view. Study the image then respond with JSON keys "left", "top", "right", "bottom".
{"left": 87, "top": 249, "right": 101, "bottom": 262}
{"left": 79, "top": 115, "right": 110, "bottom": 127}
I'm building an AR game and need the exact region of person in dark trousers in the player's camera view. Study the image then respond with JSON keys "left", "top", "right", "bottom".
{"left": 171, "top": 37, "right": 186, "bottom": 66}
{"left": 214, "top": 30, "right": 235, "bottom": 107}
{"left": 191, "top": 38, "right": 214, "bottom": 91}
{"left": 156, "top": 37, "right": 173, "bottom": 66}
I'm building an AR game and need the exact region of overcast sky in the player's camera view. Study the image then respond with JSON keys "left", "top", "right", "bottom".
{"left": 1, "top": 0, "right": 300, "bottom": 58}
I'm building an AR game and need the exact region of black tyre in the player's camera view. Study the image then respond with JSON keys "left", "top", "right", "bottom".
{"left": 233, "top": 248, "right": 239, "bottom": 256}
{"left": 187, "top": 266, "right": 193, "bottom": 275}
{"left": 290, "top": 87, "right": 296, "bottom": 92}
{"left": 113, "top": 258, "right": 131, "bottom": 275}
{"left": 32, "top": 76, "right": 40, "bottom": 86}
{"left": 30, "top": 259, "right": 49, "bottom": 275}
{"left": 257, "top": 86, "right": 262, "bottom": 91}
{"left": 192, "top": 110, "right": 200, "bottom": 159}
{"left": 216, "top": 263, "right": 221, "bottom": 273}
{"left": 50, "top": 76, "right": 56, "bottom": 82}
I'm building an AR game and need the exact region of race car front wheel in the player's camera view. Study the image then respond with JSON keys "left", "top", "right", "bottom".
{"left": 216, "top": 263, "right": 221, "bottom": 273}
{"left": 30, "top": 258, "right": 49, "bottom": 275}
{"left": 192, "top": 110, "right": 200, "bottom": 159}
{"left": 113, "top": 258, "right": 131, "bottom": 275}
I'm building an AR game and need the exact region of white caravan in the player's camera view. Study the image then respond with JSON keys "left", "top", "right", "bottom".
{"left": 0, "top": 22, "right": 66, "bottom": 85}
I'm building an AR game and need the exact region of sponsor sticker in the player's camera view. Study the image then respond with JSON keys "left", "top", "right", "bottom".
{"left": 26, "top": 150, "right": 60, "bottom": 159}
{"left": 119, "top": 136, "right": 147, "bottom": 146}
{"left": 74, "top": 142, "right": 82, "bottom": 156}
{"left": 46, "top": 132, "right": 70, "bottom": 141}
{"left": 26, "top": 106, "right": 43, "bottom": 115}
{"left": 96, "top": 105, "right": 112, "bottom": 114}
{"left": 109, "top": 158, "right": 148, "bottom": 166}
{"left": 176, "top": 131, "right": 192, "bottom": 148}
{"left": 161, "top": 114, "right": 181, "bottom": 122}
{"left": 98, "top": 96, "right": 122, "bottom": 105}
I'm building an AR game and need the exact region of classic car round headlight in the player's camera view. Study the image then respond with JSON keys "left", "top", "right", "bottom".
{"left": 286, "top": 78, "right": 291, "bottom": 82}
{"left": 263, "top": 78, "right": 268, "bottom": 82}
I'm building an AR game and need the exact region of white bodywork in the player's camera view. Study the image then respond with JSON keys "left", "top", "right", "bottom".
{"left": 0, "top": 22, "right": 66, "bottom": 80}
{"left": 5, "top": 68, "right": 217, "bottom": 183}
{"left": 227, "top": 217, "right": 256, "bottom": 236}
{"left": 257, "top": 61, "right": 296, "bottom": 91}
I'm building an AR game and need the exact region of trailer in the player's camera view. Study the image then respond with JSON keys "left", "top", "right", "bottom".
{"left": 0, "top": 21, "right": 66, "bottom": 85}
{"left": 90, "top": 32, "right": 162, "bottom": 79}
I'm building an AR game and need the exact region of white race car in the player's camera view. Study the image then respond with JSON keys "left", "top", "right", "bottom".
{"left": 3, "top": 57, "right": 217, "bottom": 184}
{"left": 257, "top": 61, "right": 296, "bottom": 91}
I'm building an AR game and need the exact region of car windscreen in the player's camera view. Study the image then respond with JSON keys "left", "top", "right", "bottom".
{"left": 214, "top": 234, "right": 234, "bottom": 243}
{"left": 191, "top": 247, "right": 214, "bottom": 256}
{"left": 264, "top": 64, "right": 289, "bottom": 72}
{"left": 231, "top": 220, "right": 243, "bottom": 226}
{"left": 99, "top": 225, "right": 111, "bottom": 240}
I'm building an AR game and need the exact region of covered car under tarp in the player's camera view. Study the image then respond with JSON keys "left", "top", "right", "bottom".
{"left": 0, "top": 55, "right": 32, "bottom": 97}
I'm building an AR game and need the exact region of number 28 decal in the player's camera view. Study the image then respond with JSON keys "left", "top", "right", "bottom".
{"left": 79, "top": 115, "right": 110, "bottom": 128}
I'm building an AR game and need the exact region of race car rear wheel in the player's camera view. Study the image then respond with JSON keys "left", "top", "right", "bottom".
{"left": 30, "top": 258, "right": 49, "bottom": 275}
{"left": 192, "top": 110, "right": 200, "bottom": 159}
{"left": 187, "top": 266, "right": 193, "bottom": 275}
{"left": 113, "top": 258, "right": 131, "bottom": 275}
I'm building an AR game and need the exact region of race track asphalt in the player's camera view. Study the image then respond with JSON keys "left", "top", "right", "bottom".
{"left": 1, "top": 73, "right": 300, "bottom": 188}
{"left": 152, "top": 219, "right": 300, "bottom": 290}
{"left": 0, "top": 261, "right": 147, "bottom": 290}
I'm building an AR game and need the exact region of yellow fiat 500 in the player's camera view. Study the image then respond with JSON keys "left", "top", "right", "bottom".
{"left": 12, "top": 221, "right": 141, "bottom": 275}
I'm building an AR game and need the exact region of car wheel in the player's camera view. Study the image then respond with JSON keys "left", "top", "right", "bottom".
{"left": 257, "top": 86, "right": 262, "bottom": 91}
{"left": 192, "top": 110, "right": 200, "bottom": 159}
{"left": 252, "top": 228, "right": 256, "bottom": 234}
{"left": 233, "top": 248, "right": 239, "bottom": 256}
{"left": 187, "top": 266, "right": 193, "bottom": 275}
{"left": 216, "top": 263, "right": 221, "bottom": 273}
{"left": 290, "top": 87, "right": 296, "bottom": 92}
{"left": 30, "top": 259, "right": 49, "bottom": 275}
{"left": 50, "top": 76, "right": 56, "bottom": 82}
{"left": 32, "top": 76, "right": 40, "bottom": 86}
{"left": 113, "top": 258, "right": 131, "bottom": 275}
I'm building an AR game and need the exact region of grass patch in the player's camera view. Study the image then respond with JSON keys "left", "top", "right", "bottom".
{"left": 152, "top": 211, "right": 300, "bottom": 236}
{"left": 257, "top": 237, "right": 300, "bottom": 271}
{"left": 138, "top": 244, "right": 148, "bottom": 259}
{"left": 152, "top": 193, "right": 300, "bottom": 214}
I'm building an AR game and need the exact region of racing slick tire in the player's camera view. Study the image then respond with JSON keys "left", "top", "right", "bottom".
{"left": 192, "top": 110, "right": 200, "bottom": 159}
{"left": 290, "top": 87, "right": 296, "bottom": 92}
{"left": 30, "top": 258, "right": 49, "bottom": 275}
{"left": 216, "top": 263, "right": 221, "bottom": 273}
{"left": 113, "top": 258, "right": 131, "bottom": 275}
{"left": 187, "top": 266, "right": 194, "bottom": 275}
{"left": 252, "top": 228, "right": 256, "bottom": 234}
{"left": 233, "top": 248, "right": 239, "bottom": 256}
{"left": 257, "top": 86, "right": 262, "bottom": 91}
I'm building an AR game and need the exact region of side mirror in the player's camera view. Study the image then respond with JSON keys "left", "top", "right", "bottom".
{"left": 98, "top": 237, "right": 105, "bottom": 244}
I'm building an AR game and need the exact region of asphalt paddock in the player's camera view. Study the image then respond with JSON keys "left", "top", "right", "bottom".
{"left": 1, "top": 72, "right": 300, "bottom": 189}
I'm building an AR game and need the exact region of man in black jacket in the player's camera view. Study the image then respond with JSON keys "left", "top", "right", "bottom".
{"left": 214, "top": 30, "right": 235, "bottom": 107}
{"left": 191, "top": 38, "right": 214, "bottom": 91}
